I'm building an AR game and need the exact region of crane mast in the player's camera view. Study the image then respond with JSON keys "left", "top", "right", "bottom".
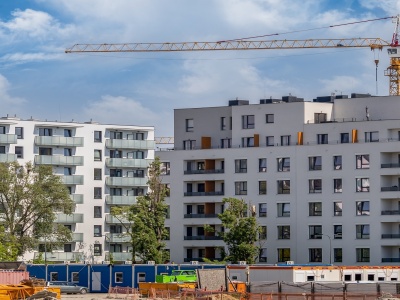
{"left": 385, "top": 15, "right": 400, "bottom": 95}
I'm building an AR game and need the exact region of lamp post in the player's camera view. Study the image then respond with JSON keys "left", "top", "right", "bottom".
{"left": 321, "top": 234, "right": 332, "bottom": 265}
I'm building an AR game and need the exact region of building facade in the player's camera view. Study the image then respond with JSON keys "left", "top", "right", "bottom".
{"left": 0, "top": 117, "right": 155, "bottom": 263}
{"left": 159, "top": 94, "right": 400, "bottom": 265}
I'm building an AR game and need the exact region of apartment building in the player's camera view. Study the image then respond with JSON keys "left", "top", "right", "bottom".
{"left": 0, "top": 117, "right": 154, "bottom": 263}
{"left": 159, "top": 94, "right": 400, "bottom": 265}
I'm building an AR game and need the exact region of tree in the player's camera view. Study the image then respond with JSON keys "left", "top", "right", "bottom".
{"left": 0, "top": 161, "right": 74, "bottom": 260}
{"left": 111, "top": 157, "right": 169, "bottom": 263}
{"left": 218, "top": 197, "right": 261, "bottom": 264}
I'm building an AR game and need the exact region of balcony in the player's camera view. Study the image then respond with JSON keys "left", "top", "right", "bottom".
{"left": 0, "top": 154, "right": 17, "bottom": 163}
{"left": 34, "top": 136, "right": 84, "bottom": 147}
{"left": 55, "top": 213, "right": 84, "bottom": 223}
{"left": 0, "top": 134, "right": 17, "bottom": 144}
{"left": 184, "top": 236, "right": 223, "bottom": 240}
{"left": 35, "top": 155, "right": 84, "bottom": 166}
{"left": 382, "top": 258, "right": 400, "bottom": 263}
{"left": 105, "top": 233, "right": 131, "bottom": 243}
{"left": 62, "top": 175, "right": 84, "bottom": 185}
{"left": 105, "top": 195, "right": 137, "bottom": 205}
{"left": 184, "top": 169, "right": 224, "bottom": 175}
{"left": 106, "top": 139, "right": 155, "bottom": 150}
{"left": 72, "top": 233, "right": 84, "bottom": 242}
{"left": 184, "top": 191, "right": 224, "bottom": 197}
{"left": 105, "top": 177, "right": 147, "bottom": 186}
{"left": 33, "top": 252, "right": 83, "bottom": 262}
{"left": 382, "top": 210, "right": 400, "bottom": 215}
{"left": 381, "top": 163, "right": 400, "bottom": 168}
{"left": 382, "top": 234, "right": 400, "bottom": 239}
{"left": 184, "top": 214, "right": 219, "bottom": 218}
{"left": 183, "top": 257, "right": 223, "bottom": 262}
{"left": 106, "top": 215, "right": 130, "bottom": 224}
{"left": 106, "top": 158, "right": 152, "bottom": 168}
{"left": 105, "top": 252, "right": 133, "bottom": 261}
{"left": 70, "top": 194, "right": 84, "bottom": 204}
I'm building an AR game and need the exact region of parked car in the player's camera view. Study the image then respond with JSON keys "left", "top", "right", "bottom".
{"left": 46, "top": 281, "right": 88, "bottom": 294}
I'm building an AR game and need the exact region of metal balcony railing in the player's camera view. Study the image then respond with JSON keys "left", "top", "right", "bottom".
{"left": 381, "top": 163, "right": 400, "bottom": 168}
{"left": 184, "top": 191, "right": 224, "bottom": 197}
{"left": 382, "top": 234, "right": 400, "bottom": 239}
{"left": 382, "top": 210, "right": 400, "bottom": 215}
{"left": 382, "top": 258, "right": 400, "bottom": 262}
{"left": 381, "top": 186, "right": 400, "bottom": 192}
{"left": 184, "top": 169, "right": 224, "bottom": 175}
{"left": 184, "top": 214, "right": 219, "bottom": 218}
{"left": 184, "top": 236, "right": 223, "bottom": 240}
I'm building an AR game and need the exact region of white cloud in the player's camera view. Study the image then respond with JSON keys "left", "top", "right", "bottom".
{"left": 360, "top": 0, "right": 400, "bottom": 13}
{"left": 1, "top": 52, "right": 63, "bottom": 64}
{"left": 0, "top": 74, "right": 26, "bottom": 106}
{"left": 319, "top": 76, "right": 362, "bottom": 95}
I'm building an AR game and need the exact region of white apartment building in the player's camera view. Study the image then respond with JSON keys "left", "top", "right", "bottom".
{"left": 159, "top": 94, "right": 400, "bottom": 265}
{"left": 0, "top": 117, "right": 154, "bottom": 263}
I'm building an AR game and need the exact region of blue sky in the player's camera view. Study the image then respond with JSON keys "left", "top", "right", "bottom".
{"left": 0, "top": 0, "right": 398, "bottom": 136}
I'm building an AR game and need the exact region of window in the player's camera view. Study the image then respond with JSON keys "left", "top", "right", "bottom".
{"left": 259, "top": 248, "right": 267, "bottom": 262}
{"left": 110, "top": 188, "right": 122, "bottom": 196}
{"left": 266, "top": 114, "right": 274, "bottom": 123}
{"left": 356, "top": 178, "right": 370, "bottom": 192}
{"left": 259, "top": 226, "right": 267, "bottom": 239}
{"left": 110, "top": 169, "right": 122, "bottom": 177}
{"left": 356, "top": 225, "right": 370, "bottom": 239}
{"left": 309, "top": 179, "right": 322, "bottom": 193}
{"left": 280, "top": 135, "right": 291, "bottom": 146}
{"left": 110, "top": 150, "right": 122, "bottom": 158}
{"left": 39, "top": 128, "right": 52, "bottom": 136}
{"left": 64, "top": 167, "right": 72, "bottom": 175}
{"left": 183, "top": 140, "right": 196, "bottom": 150}
{"left": 365, "top": 131, "right": 379, "bottom": 142}
{"left": 94, "top": 225, "right": 102, "bottom": 237}
{"left": 334, "top": 248, "right": 342, "bottom": 262}
{"left": 356, "top": 154, "right": 370, "bottom": 169}
{"left": 127, "top": 169, "right": 144, "bottom": 178}
{"left": 317, "top": 134, "right": 328, "bottom": 144}
{"left": 15, "top": 147, "right": 23, "bottom": 159}
{"left": 94, "top": 244, "right": 102, "bottom": 256}
{"left": 314, "top": 113, "right": 327, "bottom": 123}
{"left": 235, "top": 181, "right": 247, "bottom": 195}
{"left": 0, "top": 126, "right": 5, "bottom": 134}
{"left": 161, "top": 162, "right": 170, "bottom": 175}
{"left": 334, "top": 225, "right": 342, "bottom": 239}
{"left": 277, "top": 157, "right": 290, "bottom": 172}
{"left": 266, "top": 136, "right": 274, "bottom": 146}
{"left": 309, "top": 225, "right": 322, "bottom": 239}
{"left": 242, "top": 115, "right": 255, "bottom": 129}
{"left": 235, "top": 159, "right": 247, "bottom": 173}
{"left": 277, "top": 248, "right": 290, "bottom": 262}
{"left": 277, "top": 203, "right": 290, "bottom": 217}
{"left": 221, "top": 117, "right": 226, "bottom": 130}
{"left": 220, "top": 138, "right": 231, "bottom": 148}
{"left": 334, "top": 202, "right": 342, "bottom": 216}
{"left": 0, "top": 146, "right": 5, "bottom": 154}
{"left": 277, "top": 225, "right": 290, "bottom": 239}
{"left": 309, "top": 248, "right": 322, "bottom": 262}
{"left": 259, "top": 158, "right": 267, "bottom": 172}
{"left": 94, "top": 187, "right": 102, "bottom": 199}
{"left": 334, "top": 179, "right": 342, "bottom": 193}
{"left": 127, "top": 151, "right": 144, "bottom": 159}
{"left": 64, "top": 244, "right": 72, "bottom": 252}
{"left": 64, "top": 129, "right": 72, "bottom": 137}
{"left": 111, "top": 131, "right": 123, "bottom": 139}
{"left": 186, "top": 119, "right": 194, "bottom": 132}
{"left": 356, "top": 248, "right": 370, "bottom": 262}
{"left": 333, "top": 155, "right": 342, "bottom": 170}
{"left": 71, "top": 272, "right": 79, "bottom": 282}
{"left": 111, "top": 244, "right": 122, "bottom": 253}
{"left": 259, "top": 203, "right": 267, "bottom": 217}
{"left": 94, "top": 168, "right": 102, "bottom": 180}
{"left": 340, "top": 133, "right": 349, "bottom": 143}
{"left": 309, "top": 202, "right": 322, "bottom": 216}
{"left": 277, "top": 180, "right": 290, "bottom": 194}
{"left": 93, "top": 149, "right": 102, "bottom": 161}
{"left": 15, "top": 127, "right": 23, "bottom": 139}
{"left": 94, "top": 206, "right": 102, "bottom": 218}
{"left": 94, "top": 131, "right": 102, "bottom": 142}
{"left": 241, "top": 137, "right": 254, "bottom": 147}
{"left": 259, "top": 181, "right": 267, "bottom": 195}
{"left": 309, "top": 156, "right": 322, "bottom": 170}
{"left": 115, "top": 272, "right": 123, "bottom": 283}
{"left": 64, "top": 148, "right": 72, "bottom": 156}
{"left": 50, "top": 272, "right": 59, "bottom": 281}
{"left": 356, "top": 201, "right": 370, "bottom": 215}
{"left": 39, "top": 147, "right": 52, "bottom": 155}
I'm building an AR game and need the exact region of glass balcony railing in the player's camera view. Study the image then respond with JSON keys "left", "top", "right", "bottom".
{"left": 33, "top": 252, "right": 84, "bottom": 261}
{"left": 106, "top": 215, "right": 130, "bottom": 224}
{"left": 0, "top": 154, "right": 17, "bottom": 163}
{"left": 55, "top": 213, "right": 84, "bottom": 223}
{"left": 62, "top": 175, "right": 84, "bottom": 185}
{"left": 35, "top": 155, "right": 84, "bottom": 166}
{"left": 70, "top": 194, "right": 84, "bottom": 204}
{"left": 106, "top": 139, "right": 155, "bottom": 150}
{"left": 184, "top": 191, "right": 224, "bottom": 197}
{"left": 72, "top": 233, "right": 84, "bottom": 242}
{"left": 0, "top": 134, "right": 17, "bottom": 144}
{"left": 34, "top": 136, "right": 84, "bottom": 147}
{"left": 105, "top": 252, "right": 134, "bottom": 261}
{"left": 184, "top": 236, "right": 223, "bottom": 240}
{"left": 105, "top": 195, "right": 137, "bottom": 205}
{"left": 105, "top": 158, "right": 152, "bottom": 168}
{"left": 105, "top": 233, "right": 131, "bottom": 243}
{"left": 184, "top": 213, "right": 219, "bottom": 218}
{"left": 105, "top": 177, "right": 147, "bottom": 186}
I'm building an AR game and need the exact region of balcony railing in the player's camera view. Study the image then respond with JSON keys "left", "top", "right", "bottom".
{"left": 70, "top": 194, "right": 84, "bottom": 204}
{"left": 72, "top": 233, "right": 84, "bottom": 242}
{"left": 381, "top": 186, "right": 400, "bottom": 192}
{"left": 184, "top": 169, "right": 224, "bottom": 175}
{"left": 382, "top": 210, "right": 400, "bottom": 215}
{"left": 34, "top": 136, "right": 84, "bottom": 147}
{"left": 106, "top": 215, "right": 130, "bottom": 224}
{"left": 184, "top": 236, "right": 223, "bottom": 240}
{"left": 382, "top": 258, "right": 400, "bottom": 262}
{"left": 381, "top": 163, "right": 400, "bottom": 168}
{"left": 183, "top": 257, "right": 224, "bottom": 262}
{"left": 105, "top": 177, "right": 147, "bottom": 186}
{"left": 184, "top": 191, "right": 224, "bottom": 197}
{"left": 55, "top": 213, "right": 84, "bottom": 223}
{"left": 184, "top": 214, "right": 219, "bottom": 218}
{"left": 62, "top": 175, "right": 84, "bottom": 185}
{"left": 105, "top": 195, "right": 137, "bottom": 205}
{"left": 105, "top": 233, "right": 131, "bottom": 243}
{"left": 382, "top": 234, "right": 400, "bottom": 239}
{"left": 35, "top": 155, "right": 84, "bottom": 166}
{"left": 106, "top": 158, "right": 152, "bottom": 168}
{"left": 0, "top": 154, "right": 17, "bottom": 163}
{"left": 33, "top": 252, "right": 83, "bottom": 261}
{"left": 106, "top": 139, "right": 155, "bottom": 150}
{"left": 105, "top": 252, "right": 133, "bottom": 261}
{"left": 0, "top": 134, "right": 17, "bottom": 144}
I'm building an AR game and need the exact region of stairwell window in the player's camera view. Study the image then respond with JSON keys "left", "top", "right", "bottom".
{"left": 242, "top": 115, "right": 255, "bottom": 129}
{"left": 185, "top": 119, "right": 194, "bottom": 132}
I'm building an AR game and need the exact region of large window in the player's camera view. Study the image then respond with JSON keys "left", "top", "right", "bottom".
{"left": 235, "top": 159, "right": 247, "bottom": 173}
{"left": 277, "top": 203, "right": 290, "bottom": 217}
{"left": 235, "top": 181, "right": 247, "bottom": 195}
{"left": 334, "top": 225, "right": 342, "bottom": 239}
{"left": 259, "top": 158, "right": 267, "bottom": 172}
{"left": 277, "top": 226, "right": 290, "bottom": 239}
{"left": 340, "top": 133, "right": 349, "bottom": 143}
{"left": 259, "top": 203, "right": 267, "bottom": 217}
{"left": 277, "top": 248, "right": 290, "bottom": 262}
{"left": 64, "top": 129, "right": 72, "bottom": 137}
{"left": 309, "top": 179, "right": 322, "bottom": 193}
{"left": 242, "top": 115, "right": 255, "bottom": 129}
{"left": 309, "top": 156, "right": 322, "bottom": 170}
{"left": 39, "top": 128, "right": 52, "bottom": 136}
{"left": 221, "top": 138, "right": 231, "bottom": 148}
{"left": 356, "top": 154, "right": 370, "bottom": 169}
{"left": 277, "top": 157, "right": 290, "bottom": 172}
{"left": 39, "top": 147, "right": 52, "bottom": 155}
{"left": 356, "top": 178, "right": 370, "bottom": 192}
{"left": 64, "top": 148, "right": 72, "bottom": 156}
{"left": 317, "top": 134, "right": 328, "bottom": 144}
{"left": 356, "top": 225, "right": 370, "bottom": 239}
{"left": 309, "top": 202, "right": 322, "bottom": 216}
{"left": 241, "top": 137, "right": 254, "bottom": 147}
{"left": 334, "top": 179, "right": 342, "bottom": 193}
{"left": 334, "top": 202, "right": 342, "bottom": 216}
{"left": 280, "top": 135, "right": 291, "bottom": 146}
{"left": 356, "top": 248, "right": 370, "bottom": 262}
{"left": 309, "top": 248, "right": 322, "bottom": 262}
{"left": 365, "top": 131, "right": 379, "bottom": 142}
{"left": 258, "top": 181, "right": 267, "bottom": 195}
{"left": 185, "top": 119, "right": 194, "bottom": 132}
{"left": 309, "top": 225, "right": 322, "bottom": 239}
{"left": 183, "top": 140, "right": 196, "bottom": 150}
{"left": 277, "top": 180, "right": 290, "bottom": 194}
{"left": 110, "top": 131, "right": 123, "bottom": 139}
{"left": 356, "top": 201, "right": 370, "bottom": 216}
{"left": 333, "top": 155, "right": 342, "bottom": 170}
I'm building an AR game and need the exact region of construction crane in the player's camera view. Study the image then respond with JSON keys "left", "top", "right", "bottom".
{"left": 66, "top": 16, "right": 400, "bottom": 95}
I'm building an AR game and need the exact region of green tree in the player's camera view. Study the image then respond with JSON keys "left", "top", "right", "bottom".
{"left": 0, "top": 161, "right": 74, "bottom": 260}
{"left": 111, "top": 157, "right": 169, "bottom": 263}
{"left": 218, "top": 197, "right": 261, "bottom": 264}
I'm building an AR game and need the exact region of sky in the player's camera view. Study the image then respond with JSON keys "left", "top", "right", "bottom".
{"left": 0, "top": 0, "right": 399, "bottom": 136}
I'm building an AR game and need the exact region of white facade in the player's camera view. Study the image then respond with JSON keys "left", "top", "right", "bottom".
{"left": 159, "top": 95, "right": 400, "bottom": 265}
{"left": 0, "top": 117, "right": 154, "bottom": 263}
